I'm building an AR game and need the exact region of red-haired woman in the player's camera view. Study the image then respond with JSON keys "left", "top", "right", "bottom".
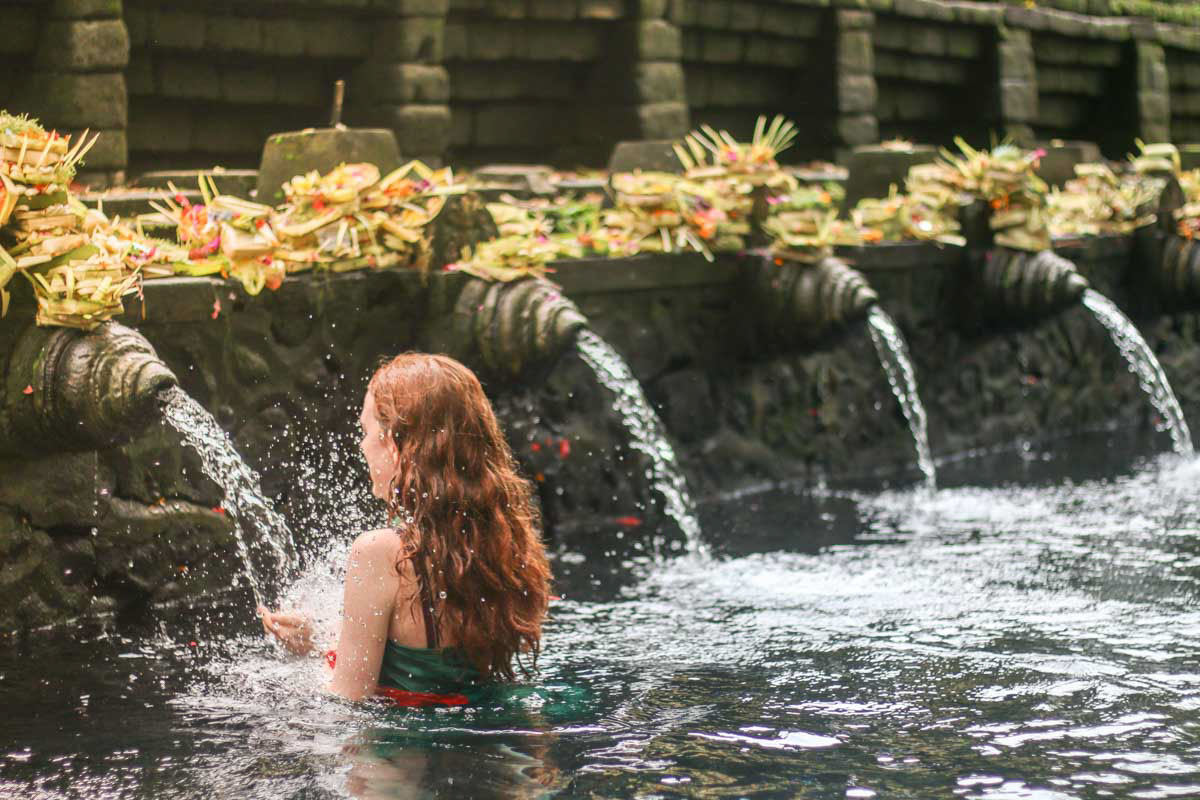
{"left": 258, "top": 353, "right": 553, "bottom": 706}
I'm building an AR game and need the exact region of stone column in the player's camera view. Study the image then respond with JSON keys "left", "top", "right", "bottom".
{"left": 996, "top": 26, "right": 1037, "bottom": 146}
{"left": 1134, "top": 35, "right": 1171, "bottom": 144}
{"left": 835, "top": 9, "right": 878, "bottom": 160}
{"left": 20, "top": 0, "right": 130, "bottom": 188}
{"left": 354, "top": 0, "right": 452, "bottom": 164}
{"left": 629, "top": 1, "right": 690, "bottom": 140}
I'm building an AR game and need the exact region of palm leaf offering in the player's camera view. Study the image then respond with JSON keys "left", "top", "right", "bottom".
{"left": 1046, "top": 163, "right": 1158, "bottom": 237}
{"left": 0, "top": 113, "right": 134, "bottom": 328}
{"left": 673, "top": 115, "right": 798, "bottom": 188}
{"left": 1177, "top": 168, "right": 1200, "bottom": 240}
{"left": 272, "top": 160, "right": 460, "bottom": 276}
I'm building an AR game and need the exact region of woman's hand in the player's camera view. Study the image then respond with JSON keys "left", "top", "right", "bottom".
{"left": 258, "top": 606, "right": 315, "bottom": 656}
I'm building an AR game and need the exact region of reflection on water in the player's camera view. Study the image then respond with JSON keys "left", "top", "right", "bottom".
{"left": 4, "top": 431, "right": 1200, "bottom": 798}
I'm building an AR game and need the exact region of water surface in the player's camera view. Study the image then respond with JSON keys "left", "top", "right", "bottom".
{"left": 3, "top": 431, "right": 1200, "bottom": 799}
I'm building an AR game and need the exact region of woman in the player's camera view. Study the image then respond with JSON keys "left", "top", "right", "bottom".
{"left": 258, "top": 353, "right": 553, "bottom": 706}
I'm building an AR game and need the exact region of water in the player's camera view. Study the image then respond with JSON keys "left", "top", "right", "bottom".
{"left": 1082, "top": 289, "right": 1194, "bottom": 456}
{"left": 867, "top": 306, "right": 937, "bottom": 489}
{"left": 5, "top": 430, "right": 1200, "bottom": 798}
{"left": 575, "top": 329, "right": 704, "bottom": 556}
{"left": 161, "top": 386, "right": 295, "bottom": 605}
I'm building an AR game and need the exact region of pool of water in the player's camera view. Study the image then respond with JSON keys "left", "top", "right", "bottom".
{"left": 4, "top": 429, "right": 1200, "bottom": 799}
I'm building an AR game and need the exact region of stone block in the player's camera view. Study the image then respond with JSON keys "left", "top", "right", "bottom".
{"left": 1187, "top": 62, "right": 1200, "bottom": 89}
{"left": 126, "top": 53, "right": 155, "bottom": 95}
{"left": 632, "top": 20, "right": 683, "bottom": 60}
{"left": 529, "top": 0, "right": 578, "bottom": 18}
{"left": 638, "top": 101, "right": 689, "bottom": 139}
{"left": 838, "top": 30, "right": 874, "bottom": 73}
{"left": 702, "top": 31, "right": 743, "bottom": 63}
{"left": 873, "top": 50, "right": 903, "bottom": 78}
{"left": 262, "top": 18, "right": 306, "bottom": 57}
{"left": 873, "top": 21, "right": 905, "bottom": 50}
{"left": 128, "top": 106, "right": 193, "bottom": 153}
{"left": 207, "top": 15, "right": 264, "bottom": 54}
{"left": 276, "top": 68, "right": 328, "bottom": 107}
{"left": 451, "top": 62, "right": 570, "bottom": 100}
{"left": 669, "top": 0, "right": 696, "bottom": 25}
{"left": 486, "top": 0, "right": 526, "bottom": 18}
{"left": 0, "top": 7, "right": 38, "bottom": 54}
{"left": 1039, "top": 65, "right": 1105, "bottom": 96}
{"left": 517, "top": 24, "right": 603, "bottom": 61}
{"left": 729, "top": 4, "right": 761, "bottom": 31}
{"left": 950, "top": 2, "right": 1001, "bottom": 26}
{"left": 839, "top": 73, "right": 877, "bottom": 113}
{"left": 906, "top": 25, "right": 945, "bottom": 56}
{"left": 634, "top": 0, "right": 669, "bottom": 18}
{"left": 837, "top": 113, "right": 878, "bottom": 146}
{"left": 1138, "top": 91, "right": 1169, "bottom": 123}
{"left": 306, "top": 19, "right": 370, "bottom": 58}
{"left": 895, "top": 85, "right": 940, "bottom": 119}
{"left": 697, "top": 0, "right": 731, "bottom": 29}
{"left": 634, "top": 62, "right": 686, "bottom": 103}
{"left": 67, "top": 128, "right": 126, "bottom": 169}
{"left": 158, "top": 60, "right": 221, "bottom": 101}
{"left": 894, "top": 0, "right": 953, "bottom": 22}
{"left": 219, "top": 67, "right": 278, "bottom": 105}
{"left": 466, "top": 20, "right": 515, "bottom": 59}
{"left": 383, "top": 103, "right": 452, "bottom": 154}
{"left": 257, "top": 127, "right": 401, "bottom": 201}
{"left": 1000, "top": 78, "right": 1037, "bottom": 122}
{"left": 999, "top": 40, "right": 1035, "bottom": 82}
{"left": 193, "top": 116, "right": 264, "bottom": 155}
{"left": 149, "top": 9, "right": 206, "bottom": 50}
{"left": 607, "top": 139, "right": 683, "bottom": 173}
{"left": 837, "top": 10, "right": 874, "bottom": 29}
{"left": 444, "top": 21, "right": 467, "bottom": 58}
{"left": 49, "top": 0, "right": 121, "bottom": 19}
{"left": 450, "top": 109, "right": 473, "bottom": 147}
{"left": 358, "top": 63, "right": 449, "bottom": 104}
{"left": 1036, "top": 94, "right": 1084, "bottom": 128}
{"left": 389, "top": 0, "right": 451, "bottom": 12}
{"left": 768, "top": 37, "right": 809, "bottom": 68}
{"left": 682, "top": 30, "right": 702, "bottom": 61}
{"left": 945, "top": 29, "right": 979, "bottom": 60}
{"left": 473, "top": 104, "right": 564, "bottom": 146}
{"left": 759, "top": 6, "right": 823, "bottom": 38}
{"left": 372, "top": 16, "right": 445, "bottom": 63}
{"left": 37, "top": 19, "right": 129, "bottom": 71}
{"left": 18, "top": 73, "right": 127, "bottom": 129}
{"left": 580, "top": 0, "right": 623, "bottom": 19}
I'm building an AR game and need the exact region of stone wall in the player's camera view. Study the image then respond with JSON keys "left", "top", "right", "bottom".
{"left": 1167, "top": 45, "right": 1200, "bottom": 145}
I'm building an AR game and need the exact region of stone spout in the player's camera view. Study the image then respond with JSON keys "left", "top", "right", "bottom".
{"left": 446, "top": 277, "right": 589, "bottom": 380}
{"left": 747, "top": 255, "right": 879, "bottom": 346}
{"left": 0, "top": 322, "right": 178, "bottom": 455}
{"left": 976, "top": 248, "right": 1089, "bottom": 322}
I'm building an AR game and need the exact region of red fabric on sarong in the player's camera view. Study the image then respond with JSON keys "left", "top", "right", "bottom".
{"left": 324, "top": 649, "right": 471, "bottom": 707}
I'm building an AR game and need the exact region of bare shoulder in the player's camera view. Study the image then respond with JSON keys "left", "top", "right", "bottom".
{"left": 346, "top": 529, "right": 408, "bottom": 577}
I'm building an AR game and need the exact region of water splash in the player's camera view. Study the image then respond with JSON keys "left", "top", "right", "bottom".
{"left": 1082, "top": 289, "right": 1193, "bottom": 456}
{"left": 161, "top": 385, "right": 295, "bottom": 604}
{"left": 867, "top": 306, "right": 936, "bottom": 489}
{"left": 575, "top": 329, "right": 704, "bottom": 556}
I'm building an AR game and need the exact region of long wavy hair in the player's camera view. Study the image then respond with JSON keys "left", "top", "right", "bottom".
{"left": 367, "top": 353, "right": 551, "bottom": 680}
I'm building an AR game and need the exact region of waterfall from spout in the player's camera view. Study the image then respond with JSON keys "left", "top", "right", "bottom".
{"left": 575, "top": 330, "right": 705, "bottom": 556}
{"left": 1081, "top": 289, "right": 1193, "bottom": 456}
{"left": 866, "top": 306, "right": 937, "bottom": 489}
{"left": 160, "top": 386, "right": 295, "bottom": 604}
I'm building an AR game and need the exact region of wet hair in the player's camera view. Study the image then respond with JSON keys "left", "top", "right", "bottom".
{"left": 367, "top": 353, "right": 552, "bottom": 680}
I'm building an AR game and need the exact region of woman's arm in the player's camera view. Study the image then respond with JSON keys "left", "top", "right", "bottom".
{"left": 327, "top": 529, "right": 404, "bottom": 702}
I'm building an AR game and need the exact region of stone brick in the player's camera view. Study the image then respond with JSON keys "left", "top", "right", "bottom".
{"left": 682, "top": 30, "right": 702, "bottom": 61}
{"left": 580, "top": 0, "right": 623, "bottom": 19}
{"left": 473, "top": 104, "right": 563, "bottom": 147}
{"left": 149, "top": 9, "right": 206, "bottom": 50}
{"left": 906, "top": 25, "right": 945, "bottom": 56}
{"left": 359, "top": 63, "right": 449, "bottom": 103}
{"left": 944, "top": 29, "right": 979, "bottom": 60}
{"left": 381, "top": 103, "right": 452, "bottom": 155}
{"left": 768, "top": 37, "right": 809, "bottom": 68}
{"left": 685, "top": 66, "right": 711, "bottom": 106}
{"left": 1138, "top": 91, "right": 1169, "bottom": 123}
{"left": 158, "top": 61, "right": 220, "bottom": 101}
{"left": 219, "top": 67, "right": 277, "bottom": 105}
{"left": 486, "top": 0, "right": 526, "bottom": 18}
{"left": 66, "top": 128, "right": 125, "bottom": 169}
{"left": 873, "top": 22, "right": 905, "bottom": 51}
{"left": 998, "top": 40, "right": 1035, "bottom": 82}
{"left": 18, "top": 73, "right": 127, "bottom": 129}
{"left": 306, "top": 19, "right": 370, "bottom": 58}
{"left": 873, "top": 49, "right": 902, "bottom": 78}
{"left": 126, "top": 53, "right": 155, "bottom": 96}
{"left": 895, "top": 85, "right": 940, "bottom": 120}
{"left": 632, "top": 20, "right": 683, "bottom": 60}
{"left": 894, "top": 0, "right": 953, "bottom": 21}
{"left": 444, "top": 21, "right": 467, "bottom": 58}
{"left": 49, "top": 0, "right": 121, "bottom": 19}
{"left": 634, "top": 62, "right": 686, "bottom": 103}
{"left": 206, "top": 15, "right": 264, "bottom": 54}
{"left": 37, "top": 20, "right": 129, "bottom": 72}
{"left": 1036, "top": 94, "right": 1083, "bottom": 128}
{"left": 194, "top": 116, "right": 265, "bottom": 155}
{"left": 839, "top": 73, "right": 877, "bottom": 113}
{"left": 759, "top": 6, "right": 823, "bottom": 38}
{"left": 262, "top": 18, "right": 306, "bottom": 57}
{"left": 633, "top": 0, "right": 669, "bottom": 18}
{"left": 517, "top": 24, "right": 603, "bottom": 60}
{"left": 0, "top": 8, "right": 40, "bottom": 55}
{"left": 372, "top": 16, "right": 445, "bottom": 63}
{"left": 529, "top": 0, "right": 578, "bottom": 18}
{"left": 276, "top": 68, "right": 328, "bottom": 107}
{"left": 837, "top": 10, "right": 874, "bottom": 29}
{"left": 1040, "top": 66, "right": 1105, "bottom": 96}
{"left": 669, "top": 0, "right": 696, "bottom": 26}
{"left": 386, "top": 0, "right": 451, "bottom": 12}
{"left": 1000, "top": 78, "right": 1037, "bottom": 122}
{"left": 696, "top": 0, "right": 731, "bottom": 29}
{"left": 451, "top": 63, "right": 569, "bottom": 100}
{"left": 127, "top": 106, "right": 192, "bottom": 153}
{"left": 729, "top": 4, "right": 761, "bottom": 31}
{"left": 836, "top": 112, "right": 878, "bottom": 146}
{"left": 637, "top": 101, "right": 689, "bottom": 139}
{"left": 466, "top": 20, "right": 515, "bottom": 59}
{"left": 838, "top": 30, "right": 873, "bottom": 73}
{"left": 702, "top": 32, "right": 743, "bottom": 63}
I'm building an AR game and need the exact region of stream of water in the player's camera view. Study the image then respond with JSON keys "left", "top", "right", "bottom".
{"left": 1082, "top": 289, "right": 1194, "bottom": 456}
{"left": 161, "top": 386, "right": 296, "bottom": 605}
{"left": 575, "top": 329, "right": 705, "bottom": 556}
{"left": 866, "top": 306, "right": 937, "bottom": 489}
